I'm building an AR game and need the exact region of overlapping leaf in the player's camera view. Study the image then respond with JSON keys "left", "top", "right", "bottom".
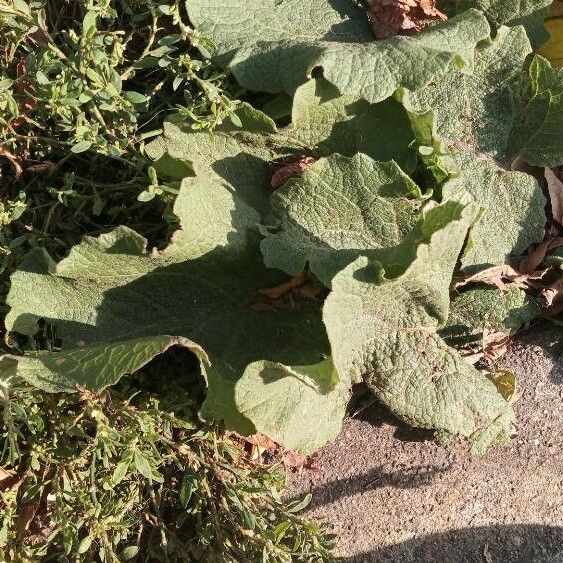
{"left": 187, "top": 0, "right": 490, "bottom": 103}
{"left": 442, "top": 286, "right": 541, "bottom": 347}
{"left": 441, "top": 152, "right": 546, "bottom": 271}
{"left": 2, "top": 177, "right": 349, "bottom": 452}
{"left": 509, "top": 56, "right": 563, "bottom": 166}
{"left": 235, "top": 358, "right": 349, "bottom": 453}
{"left": 402, "top": 25, "right": 563, "bottom": 167}
{"left": 146, "top": 79, "right": 417, "bottom": 194}
{"left": 4, "top": 0, "right": 557, "bottom": 458}
{"left": 399, "top": 28, "right": 547, "bottom": 270}
{"left": 401, "top": 25, "right": 532, "bottom": 160}
{"left": 453, "top": 0, "right": 552, "bottom": 45}
{"left": 323, "top": 197, "right": 516, "bottom": 452}
{"left": 282, "top": 77, "right": 416, "bottom": 170}
{"left": 261, "top": 153, "right": 424, "bottom": 287}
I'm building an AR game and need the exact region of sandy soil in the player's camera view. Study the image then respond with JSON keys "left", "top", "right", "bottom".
{"left": 290, "top": 327, "right": 563, "bottom": 562}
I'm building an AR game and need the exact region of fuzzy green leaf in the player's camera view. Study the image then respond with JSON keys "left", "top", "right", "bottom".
{"left": 187, "top": 0, "right": 490, "bottom": 103}
{"left": 283, "top": 77, "right": 416, "bottom": 170}
{"left": 147, "top": 80, "right": 417, "bottom": 190}
{"left": 454, "top": 0, "right": 552, "bottom": 45}
{"left": 323, "top": 197, "right": 515, "bottom": 452}
{"left": 3, "top": 178, "right": 336, "bottom": 450}
{"left": 441, "top": 286, "right": 541, "bottom": 347}
{"left": 401, "top": 25, "right": 532, "bottom": 161}
{"left": 402, "top": 27, "right": 563, "bottom": 168}
{"left": 235, "top": 358, "right": 349, "bottom": 454}
{"left": 441, "top": 152, "right": 546, "bottom": 271}
{"left": 509, "top": 55, "right": 563, "bottom": 167}
{"left": 261, "top": 153, "right": 423, "bottom": 287}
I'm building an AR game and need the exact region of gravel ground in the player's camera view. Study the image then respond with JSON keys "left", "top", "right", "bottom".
{"left": 290, "top": 327, "right": 563, "bottom": 562}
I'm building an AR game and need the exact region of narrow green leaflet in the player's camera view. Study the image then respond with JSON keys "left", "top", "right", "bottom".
{"left": 3, "top": 178, "right": 348, "bottom": 452}
{"left": 401, "top": 25, "right": 532, "bottom": 161}
{"left": 187, "top": 0, "right": 490, "bottom": 103}
{"left": 441, "top": 286, "right": 541, "bottom": 347}
{"left": 442, "top": 152, "right": 546, "bottom": 271}
{"left": 261, "top": 154, "right": 424, "bottom": 287}
{"left": 509, "top": 56, "right": 563, "bottom": 167}
{"left": 323, "top": 197, "right": 515, "bottom": 452}
{"left": 235, "top": 358, "right": 349, "bottom": 454}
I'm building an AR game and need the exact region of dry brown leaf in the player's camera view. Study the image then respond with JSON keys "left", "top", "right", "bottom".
{"left": 0, "top": 466, "right": 24, "bottom": 496}
{"left": 270, "top": 156, "right": 316, "bottom": 189}
{"left": 259, "top": 271, "right": 309, "bottom": 300}
{"left": 545, "top": 167, "right": 563, "bottom": 224}
{"left": 17, "top": 496, "right": 42, "bottom": 534}
{"left": 0, "top": 146, "right": 23, "bottom": 179}
{"left": 366, "top": 0, "right": 447, "bottom": 39}
{"left": 248, "top": 433, "right": 278, "bottom": 451}
{"left": 282, "top": 449, "right": 319, "bottom": 473}
{"left": 541, "top": 277, "right": 563, "bottom": 316}
{"left": 459, "top": 349, "right": 485, "bottom": 365}
{"left": 519, "top": 236, "right": 563, "bottom": 274}
{"left": 293, "top": 282, "right": 324, "bottom": 301}
{"left": 457, "top": 265, "right": 530, "bottom": 292}
{"left": 519, "top": 240, "right": 552, "bottom": 274}
{"left": 25, "top": 162, "right": 57, "bottom": 175}
{"left": 482, "top": 328, "right": 511, "bottom": 362}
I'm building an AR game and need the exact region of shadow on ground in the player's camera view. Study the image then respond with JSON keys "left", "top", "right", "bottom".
{"left": 343, "top": 524, "right": 563, "bottom": 563}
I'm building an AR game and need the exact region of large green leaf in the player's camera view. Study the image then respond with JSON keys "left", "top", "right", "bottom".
{"left": 261, "top": 153, "right": 424, "bottom": 287}
{"left": 282, "top": 77, "right": 416, "bottom": 170}
{"left": 187, "top": 0, "right": 490, "bottom": 103}
{"left": 3, "top": 177, "right": 349, "bottom": 452}
{"left": 323, "top": 197, "right": 515, "bottom": 452}
{"left": 441, "top": 152, "right": 546, "bottom": 271}
{"left": 146, "top": 80, "right": 416, "bottom": 195}
{"left": 509, "top": 55, "right": 563, "bottom": 167}
{"left": 401, "top": 25, "right": 532, "bottom": 161}
{"left": 399, "top": 28, "right": 547, "bottom": 269}
{"left": 402, "top": 27, "right": 563, "bottom": 168}
{"left": 454, "top": 0, "right": 552, "bottom": 45}
{"left": 441, "top": 286, "right": 541, "bottom": 348}
{"left": 234, "top": 358, "right": 349, "bottom": 454}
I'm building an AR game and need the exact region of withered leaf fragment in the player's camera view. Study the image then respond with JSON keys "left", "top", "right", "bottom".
{"left": 366, "top": 0, "right": 447, "bottom": 39}
{"left": 271, "top": 156, "right": 316, "bottom": 189}
{"left": 545, "top": 167, "right": 563, "bottom": 225}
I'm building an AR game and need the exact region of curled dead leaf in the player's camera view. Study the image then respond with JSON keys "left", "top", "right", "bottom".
{"left": 519, "top": 236, "right": 563, "bottom": 274}
{"left": 541, "top": 277, "right": 563, "bottom": 316}
{"left": 271, "top": 156, "right": 316, "bottom": 189}
{"left": 459, "top": 348, "right": 485, "bottom": 365}
{"left": 0, "top": 147, "right": 23, "bottom": 179}
{"left": 366, "top": 0, "right": 447, "bottom": 39}
{"left": 259, "top": 271, "right": 309, "bottom": 300}
{"left": 282, "top": 449, "right": 319, "bottom": 473}
{"left": 457, "top": 265, "right": 532, "bottom": 293}
{"left": 482, "top": 328, "right": 511, "bottom": 362}
{"left": 545, "top": 167, "right": 563, "bottom": 225}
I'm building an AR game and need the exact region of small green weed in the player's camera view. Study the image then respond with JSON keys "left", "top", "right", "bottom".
{"left": 0, "top": 364, "right": 335, "bottom": 561}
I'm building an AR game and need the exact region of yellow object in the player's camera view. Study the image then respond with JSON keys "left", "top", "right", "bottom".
{"left": 539, "top": 2, "right": 563, "bottom": 67}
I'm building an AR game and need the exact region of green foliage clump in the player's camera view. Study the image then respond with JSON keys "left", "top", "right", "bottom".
{"left": 0, "top": 369, "right": 334, "bottom": 561}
